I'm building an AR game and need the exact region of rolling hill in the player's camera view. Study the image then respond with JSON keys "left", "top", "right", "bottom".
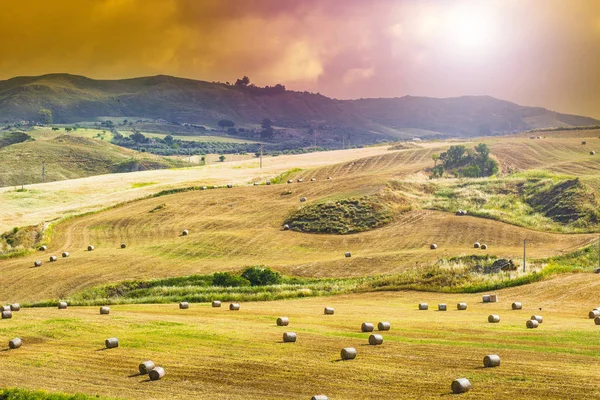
{"left": 1, "top": 74, "right": 598, "bottom": 144}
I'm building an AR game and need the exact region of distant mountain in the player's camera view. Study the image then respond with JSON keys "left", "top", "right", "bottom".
{"left": 0, "top": 73, "right": 598, "bottom": 144}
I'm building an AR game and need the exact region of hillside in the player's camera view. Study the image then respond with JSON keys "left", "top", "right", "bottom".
{"left": 0, "top": 134, "right": 186, "bottom": 188}
{"left": 1, "top": 74, "right": 598, "bottom": 144}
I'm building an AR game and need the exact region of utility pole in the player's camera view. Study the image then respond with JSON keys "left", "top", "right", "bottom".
{"left": 598, "top": 236, "right": 600, "bottom": 271}
{"left": 259, "top": 143, "right": 263, "bottom": 169}
{"left": 21, "top": 163, "right": 24, "bottom": 191}
{"left": 313, "top": 129, "right": 317, "bottom": 148}
{"left": 523, "top": 239, "right": 527, "bottom": 273}
{"left": 42, "top": 160, "right": 46, "bottom": 183}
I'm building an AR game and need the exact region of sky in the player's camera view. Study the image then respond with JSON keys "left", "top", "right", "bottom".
{"left": 1, "top": 0, "right": 599, "bottom": 117}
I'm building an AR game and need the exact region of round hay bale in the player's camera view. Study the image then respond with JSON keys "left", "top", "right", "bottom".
{"left": 2, "top": 311, "right": 12, "bottom": 319}
{"left": 483, "top": 354, "right": 501, "bottom": 368}
{"left": 482, "top": 295, "right": 491, "bottom": 303}
{"left": 457, "top": 302, "right": 467, "bottom": 310}
{"left": 34, "top": 260, "right": 42, "bottom": 267}
{"left": 283, "top": 224, "right": 290, "bottom": 230}
{"left": 582, "top": 140, "right": 587, "bottom": 145}
{"left": 227, "top": 184, "right": 233, "bottom": 188}
{"left": 229, "top": 303, "right": 240, "bottom": 311}
{"left": 287, "top": 180, "right": 293, "bottom": 184}
{"left": 345, "top": 252, "right": 351, "bottom": 258}
{"left": 489, "top": 294, "right": 498, "bottom": 303}
{"left": 590, "top": 310, "right": 600, "bottom": 319}
{"left": 254, "top": 182, "right": 259, "bottom": 186}
{"left": 100, "top": 306, "right": 110, "bottom": 315}
{"left": 201, "top": 186, "right": 207, "bottom": 190}
{"left": 277, "top": 317, "right": 289, "bottom": 326}
{"left": 480, "top": 244, "right": 488, "bottom": 250}
{"left": 283, "top": 332, "right": 297, "bottom": 342}
{"left": 361, "top": 322, "right": 374, "bottom": 332}
{"left": 341, "top": 347, "right": 357, "bottom": 360}
{"left": 595, "top": 268, "right": 600, "bottom": 274}
{"left": 10, "top": 304, "right": 20, "bottom": 312}
{"left": 105, "top": 338, "right": 119, "bottom": 349}
{"left": 297, "top": 178, "right": 303, "bottom": 183}
{"left": 139, "top": 360, "right": 155, "bottom": 375}
{"left": 40, "top": 245, "right": 47, "bottom": 251}
{"left": 300, "top": 197, "right": 307, "bottom": 202}
{"left": 212, "top": 300, "right": 221, "bottom": 308}
{"left": 451, "top": 378, "right": 472, "bottom": 394}
{"left": 8, "top": 338, "right": 22, "bottom": 349}
{"left": 49, "top": 256, "right": 57, "bottom": 262}
{"left": 419, "top": 303, "right": 428, "bottom": 310}
{"left": 1, "top": 305, "right": 9, "bottom": 312}
{"left": 526, "top": 319, "right": 539, "bottom": 329}
{"left": 266, "top": 181, "right": 271, "bottom": 186}
{"left": 488, "top": 314, "right": 500, "bottom": 323}
{"left": 87, "top": 245, "right": 94, "bottom": 251}
{"left": 312, "top": 396, "right": 328, "bottom": 400}
{"left": 378, "top": 321, "right": 391, "bottom": 331}
{"left": 311, "top": 178, "right": 316, "bottom": 181}
{"left": 179, "top": 302, "right": 189, "bottom": 310}
{"left": 531, "top": 315, "right": 543, "bottom": 323}
{"left": 438, "top": 303, "right": 447, "bottom": 311}
{"left": 430, "top": 243, "right": 438, "bottom": 250}
{"left": 213, "top": 185, "right": 218, "bottom": 189}
{"left": 368, "top": 334, "right": 383, "bottom": 345}
{"left": 58, "top": 301, "right": 68, "bottom": 309}
{"left": 595, "top": 317, "right": 600, "bottom": 325}
{"left": 120, "top": 243, "right": 126, "bottom": 249}
{"left": 182, "top": 230, "right": 189, "bottom": 236}
{"left": 512, "top": 302, "right": 523, "bottom": 310}
{"left": 62, "top": 252, "right": 70, "bottom": 258}
{"left": 324, "top": 307, "right": 334, "bottom": 315}
{"left": 591, "top": 151, "right": 596, "bottom": 155}
{"left": 473, "top": 242, "right": 480, "bottom": 248}
{"left": 149, "top": 366, "right": 165, "bottom": 381}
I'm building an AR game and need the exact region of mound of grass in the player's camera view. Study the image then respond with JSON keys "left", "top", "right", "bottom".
{"left": 0, "top": 224, "right": 44, "bottom": 256}
{"left": 270, "top": 168, "right": 302, "bottom": 184}
{"left": 110, "top": 159, "right": 174, "bottom": 173}
{"left": 284, "top": 196, "right": 394, "bottom": 234}
{"left": 0, "top": 388, "right": 107, "bottom": 400}
{"left": 0, "top": 132, "right": 33, "bottom": 148}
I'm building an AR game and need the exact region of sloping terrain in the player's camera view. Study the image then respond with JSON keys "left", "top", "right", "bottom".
{"left": 1, "top": 74, "right": 598, "bottom": 141}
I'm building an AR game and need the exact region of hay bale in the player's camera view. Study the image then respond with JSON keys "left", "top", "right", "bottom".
{"left": 179, "top": 302, "right": 189, "bottom": 309}
{"left": 229, "top": 303, "right": 240, "bottom": 311}
{"left": 58, "top": 301, "right": 68, "bottom": 309}
{"left": 595, "top": 268, "right": 600, "bottom": 273}
{"left": 324, "top": 307, "right": 334, "bottom": 315}
{"left": 484, "top": 354, "right": 501, "bottom": 368}
{"left": 489, "top": 294, "right": 498, "bottom": 303}
{"left": 300, "top": 197, "right": 307, "bottom": 202}
{"left": 488, "top": 314, "right": 500, "bottom": 323}
{"left": 378, "top": 322, "right": 391, "bottom": 331}
{"left": 149, "top": 366, "right": 165, "bottom": 381}
{"left": 473, "top": 242, "right": 480, "bottom": 248}
{"left": 312, "top": 396, "right": 328, "bottom": 400}
{"left": 49, "top": 256, "right": 57, "bottom": 262}
{"left": 457, "top": 302, "right": 467, "bottom": 310}
{"left": 480, "top": 244, "right": 488, "bottom": 250}
{"left": 327, "top": 176, "right": 332, "bottom": 180}
{"left": 430, "top": 243, "right": 438, "bottom": 250}
{"left": 227, "top": 184, "right": 233, "bottom": 188}
{"left": 139, "top": 360, "right": 155, "bottom": 374}
{"left": 40, "top": 245, "right": 47, "bottom": 251}
{"left": 62, "top": 252, "right": 70, "bottom": 258}
{"left": 512, "top": 302, "right": 522, "bottom": 310}
{"left": 105, "top": 338, "right": 119, "bottom": 349}
{"left": 482, "top": 295, "right": 490, "bottom": 303}
{"left": 595, "top": 317, "right": 600, "bottom": 325}
{"left": 531, "top": 315, "right": 543, "bottom": 323}
{"left": 589, "top": 310, "right": 600, "bottom": 319}
{"left": 1, "top": 305, "right": 10, "bottom": 312}
{"left": 341, "top": 347, "right": 357, "bottom": 360}
{"left": 438, "top": 303, "right": 447, "bottom": 311}
{"left": 213, "top": 185, "right": 218, "bottom": 189}
{"left": 2, "top": 311, "right": 12, "bottom": 319}
{"left": 311, "top": 178, "right": 316, "bottom": 181}
{"left": 526, "top": 319, "right": 539, "bottom": 329}
{"left": 201, "top": 186, "right": 207, "bottom": 190}
{"left": 283, "top": 224, "right": 290, "bottom": 230}
{"left": 451, "top": 378, "right": 472, "bottom": 394}
{"left": 368, "top": 334, "right": 383, "bottom": 345}
{"left": 254, "top": 182, "right": 260, "bottom": 186}
{"left": 297, "top": 178, "right": 303, "bottom": 183}
{"left": 345, "top": 252, "right": 351, "bottom": 258}
{"left": 212, "top": 300, "right": 221, "bottom": 308}
{"left": 266, "top": 181, "right": 271, "bottom": 186}
{"left": 10, "top": 304, "right": 20, "bottom": 312}
{"left": 87, "top": 245, "right": 94, "bottom": 251}
{"left": 287, "top": 180, "right": 293, "bottom": 184}
{"left": 121, "top": 243, "right": 126, "bottom": 249}
{"left": 100, "top": 306, "right": 110, "bottom": 315}
{"left": 8, "top": 338, "right": 22, "bottom": 349}
{"left": 283, "top": 332, "right": 297, "bottom": 342}
{"left": 34, "top": 260, "right": 42, "bottom": 267}
{"left": 591, "top": 151, "right": 596, "bottom": 155}
{"left": 582, "top": 140, "right": 587, "bottom": 145}
{"left": 419, "top": 303, "right": 428, "bottom": 310}
{"left": 277, "top": 317, "right": 289, "bottom": 326}
{"left": 182, "top": 229, "right": 189, "bottom": 236}
{"left": 361, "top": 322, "right": 374, "bottom": 332}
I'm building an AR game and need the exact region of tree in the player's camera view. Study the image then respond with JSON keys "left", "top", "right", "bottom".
{"left": 164, "top": 135, "right": 174, "bottom": 146}
{"left": 219, "top": 155, "right": 226, "bottom": 162}
{"left": 235, "top": 76, "right": 250, "bottom": 86}
{"left": 432, "top": 153, "right": 440, "bottom": 167}
{"left": 38, "top": 109, "right": 53, "bottom": 125}
{"left": 51, "top": 127, "right": 59, "bottom": 131}
{"left": 260, "top": 118, "right": 275, "bottom": 140}
{"left": 130, "top": 131, "right": 147, "bottom": 144}
{"left": 218, "top": 119, "right": 235, "bottom": 131}
{"left": 241, "top": 266, "right": 282, "bottom": 286}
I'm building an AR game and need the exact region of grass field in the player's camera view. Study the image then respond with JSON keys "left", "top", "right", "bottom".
{"left": 1, "top": 275, "right": 600, "bottom": 399}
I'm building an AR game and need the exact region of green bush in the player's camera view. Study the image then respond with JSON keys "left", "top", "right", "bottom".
{"left": 241, "top": 266, "right": 282, "bottom": 286}
{"left": 212, "top": 272, "right": 250, "bottom": 287}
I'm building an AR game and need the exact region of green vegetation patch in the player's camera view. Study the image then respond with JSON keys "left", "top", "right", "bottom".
{"left": 0, "top": 388, "right": 111, "bottom": 400}
{"left": 0, "top": 132, "right": 34, "bottom": 148}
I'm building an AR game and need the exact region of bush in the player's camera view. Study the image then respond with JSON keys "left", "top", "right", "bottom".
{"left": 241, "top": 266, "right": 282, "bottom": 286}
{"left": 212, "top": 272, "right": 250, "bottom": 287}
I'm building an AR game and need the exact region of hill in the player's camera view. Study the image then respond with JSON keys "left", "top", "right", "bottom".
{"left": 1, "top": 74, "right": 598, "bottom": 144}
{"left": 0, "top": 134, "right": 187, "bottom": 188}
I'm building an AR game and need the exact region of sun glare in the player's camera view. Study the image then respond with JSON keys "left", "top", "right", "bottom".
{"left": 448, "top": 6, "right": 495, "bottom": 49}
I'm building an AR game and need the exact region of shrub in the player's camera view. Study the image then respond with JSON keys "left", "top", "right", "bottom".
{"left": 241, "top": 266, "right": 282, "bottom": 286}
{"left": 212, "top": 272, "right": 250, "bottom": 287}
